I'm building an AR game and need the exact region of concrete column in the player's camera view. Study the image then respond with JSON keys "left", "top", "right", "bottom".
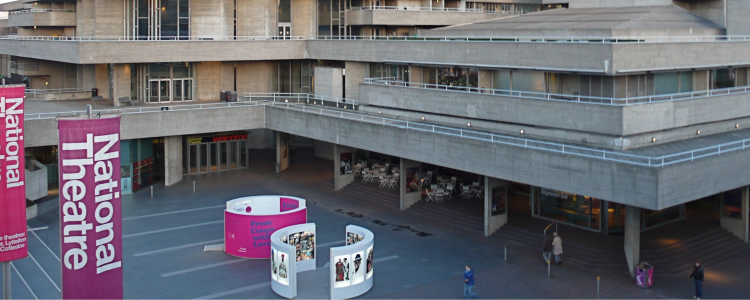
{"left": 399, "top": 158, "right": 421, "bottom": 210}
{"left": 95, "top": 64, "right": 110, "bottom": 99}
{"left": 624, "top": 205, "right": 641, "bottom": 277}
{"left": 409, "top": 66, "right": 423, "bottom": 87}
{"left": 236, "top": 61, "right": 276, "bottom": 94}
{"left": 276, "top": 131, "right": 290, "bottom": 173}
{"left": 333, "top": 144, "right": 355, "bottom": 190}
{"left": 314, "top": 66, "right": 344, "bottom": 99}
{"left": 484, "top": 177, "right": 509, "bottom": 236}
{"left": 164, "top": 136, "right": 183, "bottom": 186}
{"left": 720, "top": 186, "right": 749, "bottom": 243}
{"left": 344, "top": 61, "right": 367, "bottom": 100}
{"left": 112, "top": 64, "right": 131, "bottom": 105}
{"left": 479, "top": 69, "right": 492, "bottom": 93}
{"left": 292, "top": 0, "right": 316, "bottom": 37}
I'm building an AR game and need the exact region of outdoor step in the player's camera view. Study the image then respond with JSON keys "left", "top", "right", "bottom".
{"left": 660, "top": 243, "right": 750, "bottom": 275}
{"left": 410, "top": 202, "right": 483, "bottom": 223}
{"left": 340, "top": 187, "right": 400, "bottom": 204}
{"left": 502, "top": 225, "right": 623, "bottom": 257}
{"left": 644, "top": 238, "right": 749, "bottom": 272}
{"left": 404, "top": 207, "right": 484, "bottom": 233}
{"left": 642, "top": 228, "right": 730, "bottom": 255}
{"left": 643, "top": 231, "right": 742, "bottom": 261}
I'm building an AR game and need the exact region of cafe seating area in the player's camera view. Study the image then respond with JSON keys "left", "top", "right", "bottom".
{"left": 355, "top": 161, "right": 400, "bottom": 189}
{"left": 422, "top": 171, "right": 484, "bottom": 203}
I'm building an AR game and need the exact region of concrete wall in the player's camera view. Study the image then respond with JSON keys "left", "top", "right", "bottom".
{"left": 333, "top": 144, "right": 356, "bottom": 190}
{"left": 570, "top": 0, "right": 671, "bottom": 8}
{"left": 164, "top": 135, "right": 184, "bottom": 186}
{"left": 720, "top": 186, "right": 749, "bottom": 243}
{"left": 237, "top": 61, "right": 276, "bottom": 94}
{"left": 7, "top": 12, "right": 77, "bottom": 27}
{"left": 247, "top": 129, "right": 274, "bottom": 149}
{"left": 624, "top": 205, "right": 640, "bottom": 277}
{"left": 315, "top": 140, "right": 335, "bottom": 160}
{"left": 674, "top": 0, "right": 725, "bottom": 28}
{"left": 344, "top": 61, "right": 367, "bottom": 100}
{"left": 237, "top": 0, "right": 276, "bottom": 37}
{"left": 76, "top": 0, "right": 123, "bottom": 37}
{"left": 726, "top": 0, "right": 750, "bottom": 35}
{"left": 484, "top": 177, "right": 508, "bottom": 236}
{"left": 195, "top": 61, "right": 222, "bottom": 100}
{"left": 291, "top": 0, "right": 316, "bottom": 37}
{"left": 25, "top": 160, "right": 47, "bottom": 201}
{"left": 400, "top": 158, "right": 422, "bottom": 210}
{"left": 112, "top": 63, "right": 130, "bottom": 101}
{"left": 314, "top": 66, "right": 344, "bottom": 99}
{"left": 191, "top": 0, "right": 234, "bottom": 38}
{"left": 94, "top": 63, "right": 109, "bottom": 99}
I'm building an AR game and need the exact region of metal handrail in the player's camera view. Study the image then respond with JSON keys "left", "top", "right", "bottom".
{"left": 9, "top": 9, "right": 75, "bottom": 14}
{"left": 2, "top": 34, "right": 750, "bottom": 44}
{"left": 365, "top": 78, "right": 750, "bottom": 106}
{"left": 242, "top": 92, "right": 359, "bottom": 106}
{"left": 544, "top": 221, "right": 557, "bottom": 236}
{"left": 22, "top": 100, "right": 750, "bottom": 168}
{"left": 349, "top": 6, "right": 486, "bottom": 13}
{"left": 26, "top": 88, "right": 92, "bottom": 98}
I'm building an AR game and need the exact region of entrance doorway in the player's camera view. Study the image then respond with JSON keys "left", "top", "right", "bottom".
{"left": 148, "top": 79, "right": 193, "bottom": 103}
{"left": 606, "top": 202, "right": 625, "bottom": 235}
{"left": 149, "top": 79, "right": 170, "bottom": 103}
{"left": 185, "top": 133, "right": 249, "bottom": 175}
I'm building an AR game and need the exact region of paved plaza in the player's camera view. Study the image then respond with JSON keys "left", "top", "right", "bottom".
{"left": 3, "top": 148, "right": 750, "bottom": 299}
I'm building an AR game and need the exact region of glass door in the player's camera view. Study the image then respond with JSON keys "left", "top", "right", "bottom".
{"left": 219, "top": 142, "right": 228, "bottom": 170}
{"left": 209, "top": 143, "right": 218, "bottom": 172}
{"left": 277, "top": 23, "right": 291, "bottom": 39}
{"left": 189, "top": 144, "right": 197, "bottom": 173}
{"left": 229, "top": 141, "right": 238, "bottom": 169}
{"left": 199, "top": 143, "right": 208, "bottom": 173}
{"left": 607, "top": 203, "right": 625, "bottom": 235}
{"left": 149, "top": 79, "right": 172, "bottom": 103}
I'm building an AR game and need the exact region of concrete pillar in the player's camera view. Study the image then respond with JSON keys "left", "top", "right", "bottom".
{"left": 333, "top": 144, "right": 355, "bottom": 190}
{"left": 484, "top": 177, "right": 509, "bottom": 236}
{"left": 720, "top": 186, "right": 749, "bottom": 243}
{"left": 624, "top": 205, "right": 641, "bottom": 277}
{"left": 95, "top": 64, "right": 110, "bottom": 99}
{"left": 164, "top": 136, "right": 183, "bottom": 186}
{"left": 236, "top": 61, "right": 275, "bottom": 94}
{"left": 292, "top": 0, "right": 316, "bottom": 37}
{"left": 314, "top": 66, "right": 344, "bottom": 99}
{"left": 400, "top": 159, "right": 422, "bottom": 210}
{"left": 479, "top": 69, "right": 492, "bottom": 93}
{"left": 344, "top": 61, "right": 367, "bottom": 100}
{"left": 276, "top": 131, "right": 290, "bottom": 173}
{"left": 409, "top": 66, "right": 423, "bottom": 87}
{"left": 112, "top": 64, "right": 131, "bottom": 104}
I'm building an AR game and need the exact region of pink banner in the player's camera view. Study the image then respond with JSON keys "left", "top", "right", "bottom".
{"left": 225, "top": 209, "right": 306, "bottom": 259}
{"left": 58, "top": 116, "right": 123, "bottom": 299}
{"left": 280, "top": 197, "right": 300, "bottom": 212}
{"left": 0, "top": 85, "right": 27, "bottom": 262}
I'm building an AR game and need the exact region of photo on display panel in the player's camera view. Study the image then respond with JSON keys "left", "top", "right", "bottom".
{"left": 491, "top": 186, "right": 506, "bottom": 216}
{"left": 287, "top": 231, "right": 315, "bottom": 261}
{"left": 346, "top": 232, "right": 363, "bottom": 246}
{"left": 406, "top": 167, "right": 420, "bottom": 193}
{"left": 366, "top": 245, "right": 374, "bottom": 279}
{"left": 277, "top": 251, "right": 290, "bottom": 286}
{"left": 351, "top": 251, "right": 366, "bottom": 285}
{"left": 333, "top": 254, "right": 351, "bottom": 288}
{"left": 340, "top": 153, "right": 352, "bottom": 175}
{"left": 271, "top": 248, "right": 278, "bottom": 281}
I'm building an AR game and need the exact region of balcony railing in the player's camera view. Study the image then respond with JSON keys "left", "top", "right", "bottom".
{"left": 26, "top": 88, "right": 91, "bottom": 98}
{"left": 350, "top": 6, "right": 486, "bottom": 13}
{"left": 10, "top": 61, "right": 38, "bottom": 72}
{"left": 9, "top": 9, "right": 75, "bottom": 14}
{"left": 242, "top": 93, "right": 359, "bottom": 108}
{"left": 364, "top": 78, "right": 750, "bottom": 106}
{"left": 21, "top": 100, "right": 750, "bottom": 168}
{"left": 2, "top": 34, "right": 750, "bottom": 44}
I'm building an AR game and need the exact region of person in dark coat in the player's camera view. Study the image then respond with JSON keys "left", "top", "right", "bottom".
{"left": 542, "top": 234, "right": 554, "bottom": 265}
{"left": 463, "top": 265, "right": 478, "bottom": 299}
{"left": 689, "top": 261, "right": 704, "bottom": 299}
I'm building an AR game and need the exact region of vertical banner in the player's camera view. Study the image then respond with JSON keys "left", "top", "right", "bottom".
{"left": 0, "top": 85, "right": 28, "bottom": 262}
{"left": 58, "top": 116, "right": 123, "bottom": 299}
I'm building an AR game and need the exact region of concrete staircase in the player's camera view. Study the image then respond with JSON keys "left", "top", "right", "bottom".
{"left": 323, "top": 177, "right": 484, "bottom": 233}
{"left": 641, "top": 228, "right": 750, "bottom": 275}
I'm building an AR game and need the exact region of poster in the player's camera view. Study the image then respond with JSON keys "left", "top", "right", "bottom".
{"left": 346, "top": 232, "right": 363, "bottom": 246}
{"left": 333, "top": 254, "right": 351, "bottom": 288}
{"left": 0, "top": 85, "right": 28, "bottom": 263}
{"left": 271, "top": 248, "right": 277, "bottom": 281}
{"left": 350, "top": 251, "right": 366, "bottom": 285}
{"left": 58, "top": 116, "right": 123, "bottom": 299}
{"left": 366, "top": 245, "right": 374, "bottom": 279}
{"left": 224, "top": 207, "right": 306, "bottom": 259}
{"left": 276, "top": 250, "right": 289, "bottom": 286}
{"left": 287, "top": 230, "right": 315, "bottom": 261}
{"left": 491, "top": 186, "right": 506, "bottom": 216}
{"left": 406, "top": 167, "right": 419, "bottom": 193}
{"left": 340, "top": 153, "right": 352, "bottom": 175}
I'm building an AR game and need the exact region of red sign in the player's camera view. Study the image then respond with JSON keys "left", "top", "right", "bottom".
{"left": 58, "top": 116, "right": 123, "bottom": 299}
{"left": 0, "top": 85, "right": 28, "bottom": 262}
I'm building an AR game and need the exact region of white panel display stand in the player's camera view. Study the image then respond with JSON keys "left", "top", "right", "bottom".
{"left": 271, "top": 223, "right": 317, "bottom": 299}
{"left": 330, "top": 225, "right": 374, "bottom": 300}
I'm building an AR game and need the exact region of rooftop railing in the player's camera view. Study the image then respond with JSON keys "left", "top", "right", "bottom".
{"left": 22, "top": 100, "right": 750, "bottom": 168}
{"left": 9, "top": 9, "right": 75, "bottom": 14}
{"left": 365, "top": 78, "right": 750, "bottom": 106}
{"left": 349, "top": 6, "right": 485, "bottom": 13}
{"left": 2, "top": 34, "right": 750, "bottom": 44}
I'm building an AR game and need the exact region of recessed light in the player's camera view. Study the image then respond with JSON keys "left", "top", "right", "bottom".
{"left": 520, "top": 129, "right": 524, "bottom": 134}
{"left": 651, "top": 137, "right": 656, "bottom": 143}
{"left": 696, "top": 130, "right": 701, "bottom": 135}
{"left": 736, "top": 123, "right": 740, "bottom": 128}
{"left": 467, "top": 122, "right": 471, "bottom": 127}
{"left": 421, "top": 116, "right": 425, "bottom": 121}
{"left": 378, "top": 110, "right": 381, "bottom": 114}
{"left": 285, "top": 99, "right": 288, "bottom": 103}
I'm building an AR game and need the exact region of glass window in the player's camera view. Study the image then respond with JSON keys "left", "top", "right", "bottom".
{"left": 654, "top": 72, "right": 679, "bottom": 95}
{"left": 184, "top": 79, "right": 193, "bottom": 101}
{"left": 512, "top": 70, "right": 545, "bottom": 93}
{"left": 229, "top": 141, "right": 238, "bottom": 169}
{"left": 534, "top": 188, "right": 601, "bottom": 231}
{"left": 492, "top": 70, "right": 511, "bottom": 90}
{"left": 643, "top": 205, "right": 684, "bottom": 229}
{"left": 199, "top": 144, "right": 207, "bottom": 172}
{"left": 680, "top": 71, "right": 693, "bottom": 93}
{"left": 149, "top": 64, "right": 171, "bottom": 78}
{"left": 173, "top": 63, "right": 190, "bottom": 78}
{"left": 421, "top": 67, "right": 437, "bottom": 85}
{"left": 189, "top": 144, "right": 197, "bottom": 173}
{"left": 723, "top": 188, "right": 743, "bottom": 219}
{"left": 713, "top": 68, "right": 736, "bottom": 89}
{"left": 240, "top": 140, "right": 248, "bottom": 168}
{"left": 318, "top": 0, "right": 331, "bottom": 37}
{"left": 278, "top": 0, "right": 291, "bottom": 23}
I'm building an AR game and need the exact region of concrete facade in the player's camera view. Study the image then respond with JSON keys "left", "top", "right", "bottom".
{"left": 314, "top": 66, "right": 344, "bottom": 99}
{"left": 164, "top": 136, "right": 184, "bottom": 186}
{"left": 7, "top": 11, "right": 77, "bottom": 28}
{"left": 314, "top": 140, "right": 335, "bottom": 161}
{"left": 345, "top": 9, "right": 504, "bottom": 26}
{"left": 190, "top": 0, "right": 234, "bottom": 38}
{"left": 400, "top": 158, "right": 422, "bottom": 210}
{"left": 344, "top": 61, "right": 367, "bottom": 100}
{"left": 484, "top": 176, "right": 508, "bottom": 236}
{"left": 624, "top": 205, "right": 640, "bottom": 277}
{"left": 291, "top": 0, "right": 316, "bottom": 37}
{"left": 237, "top": 61, "right": 276, "bottom": 94}
{"left": 237, "top": 0, "right": 277, "bottom": 37}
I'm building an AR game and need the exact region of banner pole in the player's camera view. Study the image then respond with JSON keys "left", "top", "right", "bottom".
{"left": 2, "top": 262, "right": 10, "bottom": 299}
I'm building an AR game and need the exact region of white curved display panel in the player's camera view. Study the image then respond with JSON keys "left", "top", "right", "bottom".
{"left": 330, "top": 225, "right": 374, "bottom": 300}
{"left": 270, "top": 223, "right": 317, "bottom": 299}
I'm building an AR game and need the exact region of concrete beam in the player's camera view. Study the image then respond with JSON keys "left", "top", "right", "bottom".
{"left": 345, "top": 9, "right": 503, "bottom": 26}
{"left": 400, "top": 158, "right": 422, "bottom": 210}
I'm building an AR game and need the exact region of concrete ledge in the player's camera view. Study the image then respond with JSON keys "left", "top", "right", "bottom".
{"left": 346, "top": 9, "right": 505, "bottom": 26}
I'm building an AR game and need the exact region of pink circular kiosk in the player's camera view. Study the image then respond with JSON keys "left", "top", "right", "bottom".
{"left": 224, "top": 195, "right": 307, "bottom": 259}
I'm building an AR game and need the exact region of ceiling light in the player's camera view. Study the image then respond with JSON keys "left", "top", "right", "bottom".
{"left": 651, "top": 137, "right": 656, "bottom": 143}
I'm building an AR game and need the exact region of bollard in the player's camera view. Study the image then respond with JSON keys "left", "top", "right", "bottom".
{"left": 151, "top": 185, "right": 153, "bottom": 198}
{"left": 504, "top": 245, "right": 507, "bottom": 262}
{"left": 193, "top": 181, "right": 196, "bottom": 193}
{"left": 547, "top": 261, "right": 551, "bottom": 278}
{"left": 597, "top": 276, "right": 600, "bottom": 295}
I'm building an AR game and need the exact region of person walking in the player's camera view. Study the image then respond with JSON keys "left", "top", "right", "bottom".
{"left": 689, "top": 261, "right": 704, "bottom": 299}
{"left": 463, "top": 265, "right": 478, "bottom": 299}
{"left": 542, "top": 233, "right": 553, "bottom": 265}
{"left": 552, "top": 232, "right": 563, "bottom": 265}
